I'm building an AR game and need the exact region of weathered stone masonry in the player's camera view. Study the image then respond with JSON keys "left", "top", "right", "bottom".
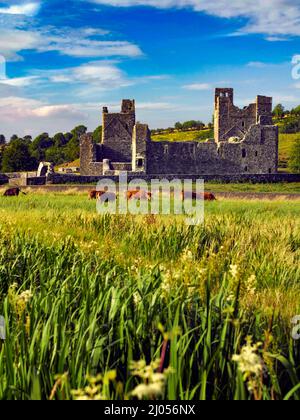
{"left": 80, "top": 89, "right": 278, "bottom": 176}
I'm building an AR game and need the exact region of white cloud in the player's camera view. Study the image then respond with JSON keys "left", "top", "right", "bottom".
{"left": 0, "top": 2, "right": 40, "bottom": 16}
{"left": 48, "top": 61, "right": 131, "bottom": 89}
{"left": 0, "top": 96, "right": 86, "bottom": 125}
{"left": 247, "top": 62, "right": 269, "bottom": 68}
{"left": 89, "top": 0, "right": 300, "bottom": 38}
{"left": 0, "top": 26, "right": 142, "bottom": 61}
{"left": 273, "top": 94, "right": 300, "bottom": 103}
{"left": 0, "top": 76, "right": 38, "bottom": 87}
{"left": 137, "top": 102, "right": 176, "bottom": 110}
{"left": 183, "top": 83, "right": 212, "bottom": 91}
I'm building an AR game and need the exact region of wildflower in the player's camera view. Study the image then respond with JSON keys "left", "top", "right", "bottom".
{"left": 233, "top": 337, "right": 265, "bottom": 397}
{"left": 72, "top": 371, "right": 116, "bottom": 401}
{"left": 181, "top": 248, "right": 194, "bottom": 262}
{"left": 233, "top": 337, "right": 263, "bottom": 378}
{"left": 130, "top": 359, "right": 172, "bottom": 400}
{"left": 133, "top": 292, "right": 142, "bottom": 306}
{"left": 230, "top": 264, "right": 239, "bottom": 279}
{"left": 246, "top": 274, "right": 257, "bottom": 296}
{"left": 8, "top": 284, "right": 33, "bottom": 319}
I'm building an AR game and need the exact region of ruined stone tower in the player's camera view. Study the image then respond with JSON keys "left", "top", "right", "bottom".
{"left": 214, "top": 88, "right": 274, "bottom": 143}
{"left": 102, "top": 99, "right": 136, "bottom": 162}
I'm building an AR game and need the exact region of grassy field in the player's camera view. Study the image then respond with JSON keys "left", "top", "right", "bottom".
{"left": 0, "top": 193, "right": 299, "bottom": 400}
{"left": 152, "top": 128, "right": 213, "bottom": 142}
{"left": 205, "top": 182, "right": 300, "bottom": 193}
{"left": 279, "top": 133, "right": 299, "bottom": 170}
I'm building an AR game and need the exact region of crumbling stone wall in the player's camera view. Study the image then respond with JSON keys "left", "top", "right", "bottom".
{"left": 214, "top": 89, "right": 273, "bottom": 143}
{"left": 80, "top": 133, "right": 103, "bottom": 176}
{"left": 80, "top": 90, "right": 278, "bottom": 177}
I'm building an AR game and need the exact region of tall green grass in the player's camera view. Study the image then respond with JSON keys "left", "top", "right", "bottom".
{"left": 0, "top": 195, "right": 299, "bottom": 400}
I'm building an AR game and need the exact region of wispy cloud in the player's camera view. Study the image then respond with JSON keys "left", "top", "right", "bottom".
{"left": 0, "top": 26, "right": 142, "bottom": 61}
{"left": 0, "top": 1, "right": 40, "bottom": 16}
{"left": 182, "top": 83, "right": 212, "bottom": 91}
{"left": 0, "top": 76, "right": 39, "bottom": 87}
{"left": 89, "top": 0, "right": 300, "bottom": 39}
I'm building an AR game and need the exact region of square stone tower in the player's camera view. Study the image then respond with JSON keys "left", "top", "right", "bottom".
{"left": 102, "top": 99, "right": 136, "bottom": 162}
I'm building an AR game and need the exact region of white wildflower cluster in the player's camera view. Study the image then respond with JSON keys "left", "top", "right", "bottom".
{"left": 245, "top": 274, "right": 257, "bottom": 296}
{"left": 8, "top": 283, "right": 33, "bottom": 318}
{"left": 133, "top": 291, "right": 142, "bottom": 307}
{"left": 230, "top": 264, "right": 239, "bottom": 279}
{"left": 233, "top": 337, "right": 264, "bottom": 394}
{"left": 130, "top": 359, "right": 172, "bottom": 400}
{"left": 181, "top": 248, "right": 194, "bottom": 263}
{"left": 72, "top": 371, "right": 117, "bottom": 401}
{"left": 159, "top": 265, "right": 181, "bottom": 297}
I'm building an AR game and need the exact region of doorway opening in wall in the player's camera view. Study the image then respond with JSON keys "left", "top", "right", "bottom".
{"left": 244, "top": 166, "right": 248, "bottom": 172}
{"left": 269, "top": 168, "right": 272, "bottom": 174}
{"left": 255, "top": 151, "right": 258, "bottom": 157}
{"left": 137, "top": 159, "right": 144, "bottom": 168}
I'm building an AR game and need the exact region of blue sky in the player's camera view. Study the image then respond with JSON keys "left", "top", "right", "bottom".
{"left": 0, "top": 0, "right": 299, "bottom": 138}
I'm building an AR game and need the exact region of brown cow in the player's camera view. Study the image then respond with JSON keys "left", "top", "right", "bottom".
{"left": 3, "top": 188, "right": 26, "bottom": 197}
{"left": 89, "top": 190, "right": 103, "bottom": 200}
{"left": 181, "top": 191, "right": 217, "bottom": 201}
{"left": 126, "top": 190, "right": 152, "bottom": 201}
{"left": 89, "top": 190, "right": 116, "bottom": 202}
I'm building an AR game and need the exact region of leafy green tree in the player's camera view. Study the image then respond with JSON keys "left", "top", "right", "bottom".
{"left": 175, "top": 122, "right": 183, "bottom": 130}
{"left": 30, "top": 133, "right": 53, "bottom": 161}
{"left": 53, "top": 133, "right": 67, "bottom": 148}
{"left": 289, "top": 138, "right": 300, "bottom": 173}
{"left": 71, "top": 125, "right": 87, "bottom": 139}
{"left": 45, "top": 146, "right": 66, "bottom": 165}
{"left": 0, "top": 135, "right": 5, "bottom": 145}
{"left": 273, "top": 104, "right": 285, "bottom": 119}
{"left": 23, "top": 135, "right": 32, "bottom": 143}
{"left": 64, "top": 132, "right": 73, "bottom": 143}
{"left": 182, "top": 120, "right": 205, "bottom": 130}
{"left": 93, "top": 126, "right": 102, "bottom": 143}
{"left": 291, "top": 105, "right": 300, "bottom": 116}
{"left": 1, "top": 138, "right": 37, "bottom": 172}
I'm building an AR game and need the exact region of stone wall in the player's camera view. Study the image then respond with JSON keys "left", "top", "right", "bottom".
{"left": 80, "top": 91, "right": 279, "bottom": 177}
{"left": 80, "top": 133, "right": 103, "bottom": 176}
{"left": 0, "top": 174, "right": 8, "bottom": 185}
{"left": 48, "top": 173, "right": 300, "bottom": 185}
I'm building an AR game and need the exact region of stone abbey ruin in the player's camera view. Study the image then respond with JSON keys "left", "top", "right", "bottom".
{"left": 80, "top": 88, "right": 279, "bottom": 177}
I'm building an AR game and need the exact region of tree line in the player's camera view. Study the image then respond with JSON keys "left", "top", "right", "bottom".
{"left": 272, "top": 104, "right": 300, "bottom": 134}
{"left": 0, "top": 125, "right": 102, "bottom": 173}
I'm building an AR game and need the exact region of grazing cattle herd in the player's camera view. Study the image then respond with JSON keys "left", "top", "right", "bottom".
{"left": 89, "top": 189, "right": 216, "bottom": 202}
{"left": 2, "top": 187, "right": 216, "bottom": 202}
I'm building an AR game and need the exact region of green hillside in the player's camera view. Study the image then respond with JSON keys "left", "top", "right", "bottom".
{"left": 152, "top": 128, "right": 213, "bottom": 142}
